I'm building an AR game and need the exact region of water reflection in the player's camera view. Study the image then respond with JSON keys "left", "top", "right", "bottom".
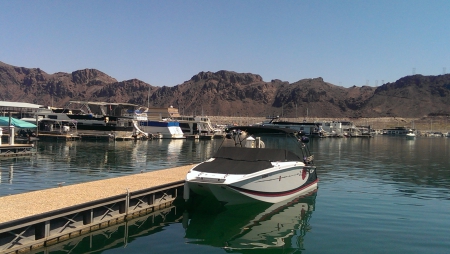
{"left": 2, "top": 136, "right": 449, "bottom": 199}
{"left": 311, "top": 136, "right": 450, "bottom": 200}
{"left": 183, "top": 191, "right": 317, "bottom": 252}
{"left": 32, "top": 205, "right": 184, "bottom": 254}
{"left": 0, "top": 139, "right": 222, "bottom": 196}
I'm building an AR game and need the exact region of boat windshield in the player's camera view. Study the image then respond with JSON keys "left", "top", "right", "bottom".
{"left": 218, "top": 126, "right": 314, "bottom": 165}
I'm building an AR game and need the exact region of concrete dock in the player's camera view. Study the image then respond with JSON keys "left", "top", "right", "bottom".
{"left": 0, "top": 164, "right": 194, "bottom": 254}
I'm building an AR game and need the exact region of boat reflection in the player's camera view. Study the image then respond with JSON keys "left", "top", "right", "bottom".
{"left": 183, "top": 190, "right": 317, "bottom": 252}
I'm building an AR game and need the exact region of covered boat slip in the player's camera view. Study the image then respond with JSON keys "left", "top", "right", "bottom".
{"left": 0, "top": 114, "right": 37, "bottom": 157}
{"left": 194, "top": 146, "right": 302, "bottom": 175}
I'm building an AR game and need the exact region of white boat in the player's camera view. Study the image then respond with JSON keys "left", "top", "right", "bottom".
{"left": 406, "top": 129, "right": 416, "bottom": 139}
{"left": 259, "top": 117, "right": 363, "bottom": 138}
{"left": 138, "top": 120, "right": 184, "bottom": 139}
{"left": 26, "top": 101, "right": 150, "bottom": 140}
{"left": 184, "top": 126, "right": 318, "bottom": 205}
{"left": 171, "top": 115, "right": 224, "bottom": 137}
{"left": 259, "top": 117, "right": 319, "bottom": 136}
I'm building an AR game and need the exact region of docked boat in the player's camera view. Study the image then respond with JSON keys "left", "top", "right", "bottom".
{"left": 138, "top": 120, "right": 184, "bottom": 139}
{"left": 259, "top": 117, "right": 319, "bottom": 136}
{"left": 144, "top": 106, "right": 224, "bottom": 138}
{"left": 25, "top": 101, "right": 150, "bottom": 140}
{"left": 184, "top": 126, "right": 318, "bottom": 205}
{"left": 259, "top": 117, "right": 334, "bottom": 137}
{"left": 382, "top": 126, "right": 409, "bottom": 135}
{"left": 406, "top": 129, "right": 416, "bottom": 139}
{"left": 172, "top": 115, "right": 224, "bottom": 138}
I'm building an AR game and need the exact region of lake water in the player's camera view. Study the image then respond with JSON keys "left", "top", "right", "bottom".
{"left": 1, "top": 136, "right": 450, "bottom": 253}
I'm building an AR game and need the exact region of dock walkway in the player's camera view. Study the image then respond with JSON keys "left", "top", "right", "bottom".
{"left": 0, "top": 165, "right": 193, "bottom": 253}
{"left": 0, "top": 144, "right": 35, "bottom": 158}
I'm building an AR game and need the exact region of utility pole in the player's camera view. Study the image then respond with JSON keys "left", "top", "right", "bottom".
{"left": 147, "top": 86, "right": 150, "bottom": 108}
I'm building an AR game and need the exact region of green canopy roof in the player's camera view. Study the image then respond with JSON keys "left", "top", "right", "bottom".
{"left": 0, "top": 117, "right": 37, "bottom": 128}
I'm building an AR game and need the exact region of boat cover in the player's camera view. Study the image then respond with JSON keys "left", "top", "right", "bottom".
{"left": 193, "top": 146, "right": 301, "bottom": 175}
{"left": 0, "top": 117, "right": 37, "bottom": 128}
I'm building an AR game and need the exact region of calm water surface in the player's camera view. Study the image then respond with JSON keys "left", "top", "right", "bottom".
{"left": 1, "top": 136, "right": 449, "bottom": 253}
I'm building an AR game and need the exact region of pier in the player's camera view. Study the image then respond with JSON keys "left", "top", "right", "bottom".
{"left": 0, "top": 125, "right": 35, "bottom": 158}
{"left": 0, "top": 165, "right": 193, "bottom": 254}
{"left": 0, "top": 144, "right": 35, "bottom": 158}
{"left": 36, "top": 133, "right": 80, "bottom": 141}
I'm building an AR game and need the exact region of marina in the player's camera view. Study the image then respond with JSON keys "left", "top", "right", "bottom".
{"left": 0, "top": 136, "right": 449, "bottom": 253}
{"left": 0, "top": 122, "right": 36, "bottom": 158}
{"left": 2, "top": 100, "right": 450, "bottom": 141}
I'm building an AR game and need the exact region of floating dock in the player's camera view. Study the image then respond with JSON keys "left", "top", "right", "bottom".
{"left": 199, "top": 134, "right": 214, "bottom": 140}
{"left": 185, "top": 134, "right": 199, "bottom": 139}
{"left": 0, "top": 164, "right": 193, "bottom": 254}
{"left": 185, "top": 134, "right": 221, "bottom": 140}
{"left": 0, "top": 144, "right": 35, "bottom": 158}
{"left": 37, "top": 133, "right": 80, "bottom": 141}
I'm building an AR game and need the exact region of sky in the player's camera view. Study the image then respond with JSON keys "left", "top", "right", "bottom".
{"left": 1, "top": 0, "right": 449, "bottom": 88}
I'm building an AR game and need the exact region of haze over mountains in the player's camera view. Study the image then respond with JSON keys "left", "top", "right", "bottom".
{"left": 1, "top": 61, "right": 449, "bottom": 118}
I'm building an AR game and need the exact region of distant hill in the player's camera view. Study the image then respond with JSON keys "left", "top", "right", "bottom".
{"left": 1, "top": 61, "right": 450, "bottom": 118}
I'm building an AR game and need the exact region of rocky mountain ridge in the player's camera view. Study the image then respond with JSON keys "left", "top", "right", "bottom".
{"left": 1, "top": 61, "right": 450, "bottom": 118}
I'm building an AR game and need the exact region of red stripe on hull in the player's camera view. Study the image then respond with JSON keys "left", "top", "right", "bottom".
{"left": 229, "top": 179, "right": 319, "bottom": 198}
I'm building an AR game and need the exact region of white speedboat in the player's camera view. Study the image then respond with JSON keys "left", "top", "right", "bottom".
{"left": 171, "top": 115, "right": 224, "bottom": 137}
{"left": 184, "top": 126, "right": 318, "bottom": 205}
{"left": 406, "top": 129, "right": 416, "bottom": 139}
{"left": 138, "top": 120, "right": 184, "bottom": 139}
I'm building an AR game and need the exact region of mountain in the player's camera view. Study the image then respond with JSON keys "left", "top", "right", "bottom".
{"left": 1, "top": 61, "right": 450, "bottom": 118}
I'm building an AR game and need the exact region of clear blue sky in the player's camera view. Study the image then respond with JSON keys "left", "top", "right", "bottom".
{"left": 1, "top": 0, "right": 449, "bottom": 87}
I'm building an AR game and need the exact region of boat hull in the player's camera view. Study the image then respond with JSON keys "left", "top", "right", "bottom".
{"left": 186, "top": 163, "right": 318, "bottom": 205}
{"left": 139, "top": 121, "right": 184, "bottom": 139}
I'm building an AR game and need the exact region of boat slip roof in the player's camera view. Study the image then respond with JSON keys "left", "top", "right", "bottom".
{"left": 68, "top": 101, "right": 138, "bottom": 106}
{"left": 0, "top": 101, "right": 43, "bottom": 109}
{"left": 0, "top": 117, "right": 37, "bottom": 128}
